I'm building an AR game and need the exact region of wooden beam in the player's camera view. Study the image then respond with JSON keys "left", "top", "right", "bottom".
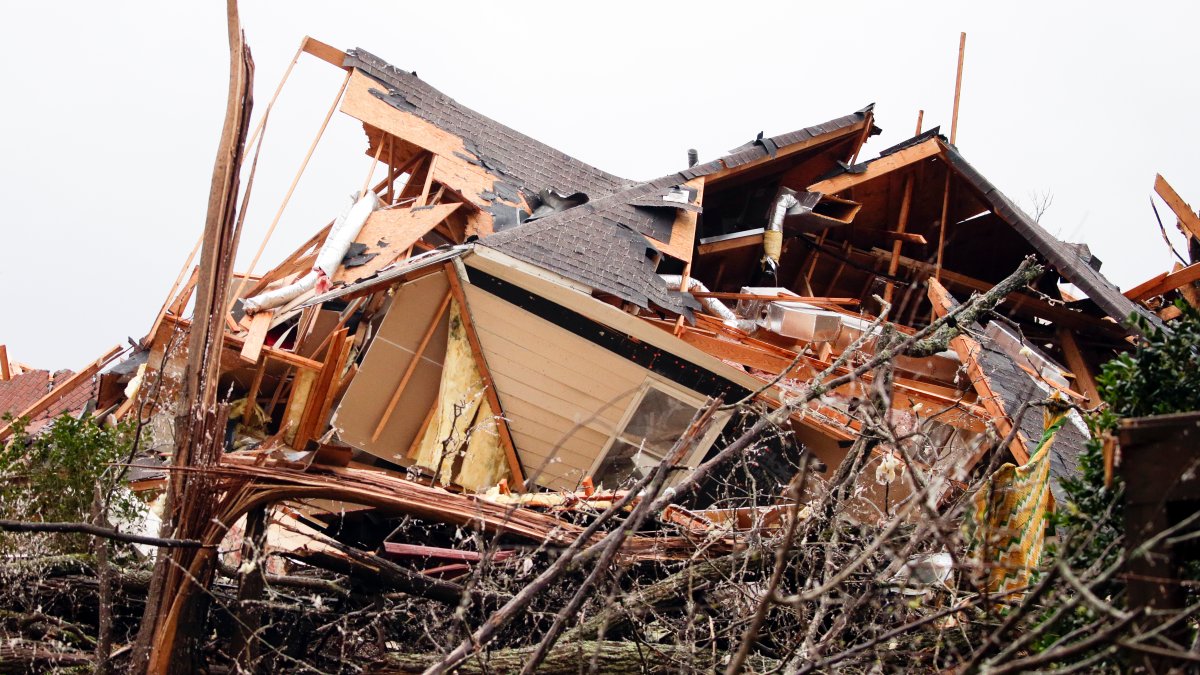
{"left": 1154, "top": 173, "right": 1200, "bottom": 242}
{"left": 444, "top": 262, "right": 527, "bottom": 490}
{"left": 928, "top": 279, "right": 1029, "bottom": 466}
{"left": 806, "top": 138, "right": 941, "bottom": 196}
{"left": 0, "top": 345, "right": 8, "bottom": 382}
{"left": 884, "top": 175, "right": 915, "bottom": 304}
{"left": 370, "top": 292, "right": 452, "bottom": 443}
{"left": 878, "top": 230, "right": 927, "bottom": 245}
{"left": 300, "top": 36, "right": 348, "bottom": 69}
{"left": 1056, "top": 328, "right": 1101, "bottom": 405}
{"left": 1124, "top": 260, "right": 1200, "bottom": 301}
{"left": 417, "top": 155, "right": 438, "bottom": 207}
{"left": 0, "top": 345, "right": 123, "bottom": 441}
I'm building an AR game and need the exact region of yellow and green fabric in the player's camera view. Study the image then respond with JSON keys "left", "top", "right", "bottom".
{"left": 965, "top": 398, "right": 1070, "bottom": 595}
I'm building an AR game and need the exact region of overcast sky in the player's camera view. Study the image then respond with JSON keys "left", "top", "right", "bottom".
{"left": 2, "top": 1, "right": 1197, "bottom": 368}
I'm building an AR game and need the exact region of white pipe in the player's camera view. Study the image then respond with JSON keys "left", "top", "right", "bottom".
{"left": 660, "top": 274, "right": 757, "bottom": 332}
{"left": 243, "top": 192, "right": 380, "bottom": 315}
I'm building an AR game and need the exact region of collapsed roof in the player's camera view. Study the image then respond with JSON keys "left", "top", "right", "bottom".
{"left": 5, "top": 34, "right": 1176, "bottom": 570}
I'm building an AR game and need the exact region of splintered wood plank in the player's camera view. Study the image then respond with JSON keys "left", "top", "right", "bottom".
{"left": 1124, "top": 261, "right": 1200, "bottom": 301}
{"left": 807, "top": 138, "right": 942, "bottom": 196}
{"left": 1154, "top": 173, "right": 1200, "bottom": 242}
{"left": 300, "top": 36, "right": 347, "bottom": 69}
{"left": 332, "top": 203, "right": 461, "bottom": 285}
{"left": 239, "top": 311, "right": 274, "bottom": 363}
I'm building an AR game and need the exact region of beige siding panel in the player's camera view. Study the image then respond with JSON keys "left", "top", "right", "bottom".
{"left": 486, "top": 371, "right": 628, "bottom": 435}
{"left": 463, "top": 284, "right": 647, "bottom": 489}
{"left": 333, "top": 271, "right": 450, "bottom": 462}
{"left": 464, "top": 287, "right": 644, "bottom": 393}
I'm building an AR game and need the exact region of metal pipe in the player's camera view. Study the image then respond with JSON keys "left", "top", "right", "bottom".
{"left": 660, "top": 275, "right": 757, "bottom": 332}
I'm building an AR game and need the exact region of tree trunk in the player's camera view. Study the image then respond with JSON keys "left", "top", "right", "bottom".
{"left": 375, "top": 640, "right": 719, "bottom": 674}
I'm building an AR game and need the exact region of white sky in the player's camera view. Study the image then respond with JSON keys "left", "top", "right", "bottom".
{"left": 2, "top": 1, "right": 1197, "bottom": 368}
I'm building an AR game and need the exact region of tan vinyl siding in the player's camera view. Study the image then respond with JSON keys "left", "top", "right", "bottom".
{"left": 463, "top": 284, "right": 642, "bottom": 490}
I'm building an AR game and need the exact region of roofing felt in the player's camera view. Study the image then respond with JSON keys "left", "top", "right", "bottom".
{"left": 343, "top": 49, "right": 635, "bottom": 202}
{"left": 483, "top": 108, "right": 874, "bottom": 312}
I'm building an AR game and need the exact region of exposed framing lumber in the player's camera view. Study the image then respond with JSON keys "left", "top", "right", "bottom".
{"left": 878, "top": 230, "right": 927, "bottom": 245}
{"left": 1124, "top": 260, "right": 1200, "bottom": 301}
{"left": 0, "top": 345, "right": 8, "bottom": 382}
{"left": 239, "top": 311, "right": 274, "bottom": 363}
{"left": 806, "top": 138, "right": 941, "bottom": 196}
{"left": 444, "top": 261, "right": 527, "bottom": 490}
{"left": 0, "top": 345, "right": 123, "bottom": 441}
{"left": 1154, "top": 173, "right": 1200, "bottom": 242}
{"left": 370, "top": 291, "right": 452, "bottom": 443}
{"left": 228, "top": 69, "right": 353, "bottom": 311}
{"left": 928, "top": 279, "right": 1029, "bottom": 466}
{"left": 934, "top": 171, "right": 952, "bottom": 279}
{"left": 883, "top": 175, "right": 915, "bottom": 304}
{"left": 162, "top": 315, "right": 322, "bottom": 372}
{"left": 1056, "top": 328, "right": 1101, "bottom": 405}
{"left": 296, "top": 328, "right": 351, "bottom": 448}
{"left": 300, "top": 36, "right": 348, "bottom": 69}
{"left": 242, "top": 352, "right": 268, "bottom": 423}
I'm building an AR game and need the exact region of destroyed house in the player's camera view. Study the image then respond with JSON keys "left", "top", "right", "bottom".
{"left": 2, "top": 38, "right": 1158, "bottom": 528}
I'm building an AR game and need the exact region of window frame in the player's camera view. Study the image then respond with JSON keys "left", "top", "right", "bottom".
{"left": 586, "top": 377, "right": 729, "bottom": 489}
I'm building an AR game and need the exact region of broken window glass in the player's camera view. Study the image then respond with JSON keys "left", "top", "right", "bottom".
{"left": 594, "top": 387, "right": 701, "bottom": 488}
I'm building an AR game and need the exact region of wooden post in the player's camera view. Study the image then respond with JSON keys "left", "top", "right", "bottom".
{"left": 883, "top": 175, "right": 915, "bottom": 304}
{"left": 1057, "top": 328, "right": 1101, "bottom": 405}
{"left": 0, "top": 345, "right": 8, "bottom": 382}
{"left": 950, "top": 32, "right": 966, "bottom": 146}
{"left": 915, "top": 109, "right": 924, "bottom": 135}
{"left": 242, "top": 353, "right": 268, "bottom": 423}
{"left": 359, "top": 129, "right": 387, "bottom": 199}
{"left": 934, "top": 171, "right": 952, "bottom": 280}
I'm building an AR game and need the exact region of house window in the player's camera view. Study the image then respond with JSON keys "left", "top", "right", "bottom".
{"left": 591, "top": 383, "right": 726, "bottom": 489}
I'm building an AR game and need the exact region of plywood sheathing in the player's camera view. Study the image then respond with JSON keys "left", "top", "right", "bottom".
{"left": 332, "top": 271, "right": 451, "bottom": 463}
{"left": 332, "top": 203, "right": 461, "bottom": 285}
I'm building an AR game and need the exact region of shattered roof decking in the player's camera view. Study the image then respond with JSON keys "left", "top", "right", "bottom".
{"left": 345, "top": 48, "right": 634, "bottom": 201}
